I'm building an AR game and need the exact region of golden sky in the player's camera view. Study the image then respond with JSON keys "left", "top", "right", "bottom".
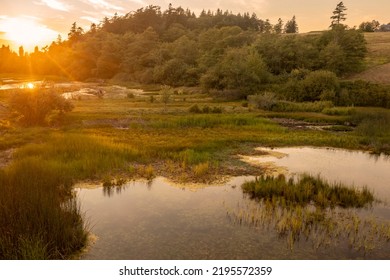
{"left": 1, "top": 0, "right": 389, "bottom": 52}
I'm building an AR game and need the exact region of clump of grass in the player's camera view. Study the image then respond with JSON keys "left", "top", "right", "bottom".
{"left": 242, "top": 174, "right": 374, "bottom": 209}
{"left": 144, "top": 165, "right": 155, "bottom": 180}
{"left": 229, "top": 182, "right": 388, "bottom": 251}
{"left": 103, "top": 176, "right": 126, "bottom": 187}
{"left": 352, "top": 111, "right": 390, "bottom": 154}
{"left": 322, "top": 107, "right": 355, "bottom": 116}
{"left": 102, "top": 176, "right": 114, "bottom": 187}
{"left": 188, "top": 104, "right": 223, "bottom": 114}
{"left": 192, "top": 161, "right": 210, "bottom": 178}
{"left": 176, "top": 149, "right": 210, "bottom": 167}
{"left": 128, "top": 165, "right": 136, "bottom": 177}
{"left": 137, "top": 164, "right": 155, "bottom": 180}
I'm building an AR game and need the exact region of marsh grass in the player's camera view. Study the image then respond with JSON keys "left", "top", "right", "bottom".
{"left": 352, "top": 111, "right": 390, "bottom": 153}
{"left": 227, "top": 199, "right": 390, "bottom": 252}
{"left": 234, "top": 174, "right": 388, "bottom": 251}
{"left": 242, "top": 174, "right": 374, "bottom": 209}
{"left": 0, "top": 162, "right": 87, "bottom": 259}
{"left": 192, "top": 161, "right": 210, "bottom": 178}
{"left": 0, "top": 133, "right": 141, "bottom": 259}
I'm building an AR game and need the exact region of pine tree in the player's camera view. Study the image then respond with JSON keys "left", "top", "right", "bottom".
{"left": 330, "top": 2, "right": 347, "bottom": 28}
{"left": 284, "top": 16, "right": 298, "bottom": 33}
{"left": 273, "top": 18, "right": 283, "bottom": 34}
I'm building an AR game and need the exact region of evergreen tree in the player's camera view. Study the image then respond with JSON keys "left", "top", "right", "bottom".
{"left": 273, "top": 18, "right": 283, "bottom": 34}
{"left": 330, "top": 2, "right": 347, "bottom": 28}
{"left": 18, "top": 46, "right": 24, "bottom": 57}
{"left": 284, "top": 16, "right": 298, "bottom": 33}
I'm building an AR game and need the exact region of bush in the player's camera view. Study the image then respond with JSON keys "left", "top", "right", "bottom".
{"left": 189, "top": 104, "right": 202, "bottom": 113}
{"left": 9, "top": 88, "right": 73, "bottom": 126}
{"left": 248, "top": 92, "right": 278, "bottom": 110}
{"left": 300, "top": 70, "right": 340, "bottom": 102}
{"left": 338, "top": 80, "right": 390, "bottom": 108}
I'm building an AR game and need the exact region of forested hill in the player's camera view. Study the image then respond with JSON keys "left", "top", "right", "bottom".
{"left": 0, "top": 5, "right": 367, "bottom": 93}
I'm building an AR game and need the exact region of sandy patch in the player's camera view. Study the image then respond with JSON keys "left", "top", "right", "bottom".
{"left": 239, "top": 148, "right": 289, "bottom": 176}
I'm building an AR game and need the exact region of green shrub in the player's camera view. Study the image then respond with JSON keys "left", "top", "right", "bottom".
{"left": 189, "top": 104, "right": 202, "bottom": 113}
{"left": 300, "top": 70, "right": 340, "bottom": 102}
{"left": 338, "top": 80, "right": 390, "bottom": 108}
{"left": 9, "top": 88, "right": 73, "bottom": 126}
{"left": 248, "top": 92, "right": 278, "bottom": 110}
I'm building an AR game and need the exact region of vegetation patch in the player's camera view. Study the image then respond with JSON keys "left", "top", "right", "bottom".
{"left": 242, "top": 174, "right": 374, "bottom": 209}
{"left": 229, "top": 174, "right": 389, "bottom": 251}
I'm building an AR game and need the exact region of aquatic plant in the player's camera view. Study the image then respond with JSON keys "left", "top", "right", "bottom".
{"left": 242, "top": 174, "right": 374, "bottom": 209}
{"left": 233, "top": 174, "right": 390, "bottom": 251}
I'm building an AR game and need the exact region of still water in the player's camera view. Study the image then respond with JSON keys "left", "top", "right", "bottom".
{"left": 77, "top": 147, "right": 390, "bottom": 259}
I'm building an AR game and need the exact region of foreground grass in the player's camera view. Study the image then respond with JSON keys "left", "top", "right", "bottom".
{"left": 0, "top": 161, "right": 87, "bottom": 259}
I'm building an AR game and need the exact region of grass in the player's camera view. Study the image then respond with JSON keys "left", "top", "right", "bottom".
{"left": 363, "top": 32, "right": 390, "bottom": 68}
{"left": 234, "top": 174, "right": 388, "bottom": 251}
{"left": 350, "top": 32, "right": 390, "bottom": 84}
{"left": 242, "top": 174, "right": 374, "bottom": 209}
{"left": 0, "top": 159, "right": 87, "bottom": 259}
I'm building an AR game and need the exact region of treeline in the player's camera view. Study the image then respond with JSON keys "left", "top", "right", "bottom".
{"left": 359, "top": 20, "right": 390, "bottom": 32}
{"left": 2, "top": 4, "right": 390, "bottom": 108}
{"left": 0, "top": 5, "right": 299, "bottom": 78}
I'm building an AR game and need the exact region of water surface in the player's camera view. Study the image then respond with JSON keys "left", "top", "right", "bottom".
{"left": 78, "top": 147, "right": 390, "bottom": 259}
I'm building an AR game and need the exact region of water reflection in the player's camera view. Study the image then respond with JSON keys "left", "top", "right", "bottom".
{"left": 77, "top": 148, "right": 390, "bottom": 259}
{"left": 241, "top": 147, "right": 390, "bottom": 200}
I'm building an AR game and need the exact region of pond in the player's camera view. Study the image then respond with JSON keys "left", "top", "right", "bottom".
{"left": 77, "top": 147, "right": 390, "bottom": 260}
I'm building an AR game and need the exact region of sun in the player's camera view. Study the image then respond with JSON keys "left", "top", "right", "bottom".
{"left": 1, "top": 17, "right": 57, "bottom": 51}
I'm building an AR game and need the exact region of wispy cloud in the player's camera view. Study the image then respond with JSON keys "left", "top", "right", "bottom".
{"left": 84, "top": 0, "right": 125, "bottom": 11}
{"left": 80, "top": 16, "right": 100, "bottom": 24}
{"left": 39, "top": 0, "right": 70, "bottom": 12}
{"left": 128, "top": 0, "right": 147, "bottom": 5}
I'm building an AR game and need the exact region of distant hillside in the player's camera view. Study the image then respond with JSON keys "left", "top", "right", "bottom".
{"left": 350, "top": 32, "right": 390, "bottom": 84}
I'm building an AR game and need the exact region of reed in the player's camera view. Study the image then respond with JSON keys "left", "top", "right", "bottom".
{"left": 242, "top": 174, "right": 374, "bottom": 209}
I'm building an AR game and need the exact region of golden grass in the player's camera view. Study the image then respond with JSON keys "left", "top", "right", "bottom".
{"left": 349, "top": 32, "right": 390, "bottom": 83}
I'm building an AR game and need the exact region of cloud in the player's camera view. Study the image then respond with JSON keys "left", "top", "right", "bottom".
{"left": 80, "top": 16, "right": 100, "bottom": 24}
{"left": 39, "top": 0, "right": 70, "bottom": 12}
{"left": 129, "top": 0, "right": 147, "bottom": 5}
{"left": 84, "top": 0, "right": 125, "bottom": 11}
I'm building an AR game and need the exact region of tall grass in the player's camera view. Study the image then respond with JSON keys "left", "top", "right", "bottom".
{"left": 352, "top": 111, "right": 390, "bottom": 154}
{"left": 151, "top": 114, "right": 280, "bottom": 130}
{"left": 242, "top": 174, "right": 374, "bottom": 209}
{"left": 0, "top": 160, "right": 87, "bottom": 259}
{"left": 236, "top": 175, "right": 382, "bottom": 250}
{"left": 0, "top": 133, "right": 143, "bottom": 259}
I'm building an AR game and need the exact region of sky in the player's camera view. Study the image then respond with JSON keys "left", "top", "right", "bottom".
{"left": 1, "top": 0, "right": 390, "bottom": 52}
